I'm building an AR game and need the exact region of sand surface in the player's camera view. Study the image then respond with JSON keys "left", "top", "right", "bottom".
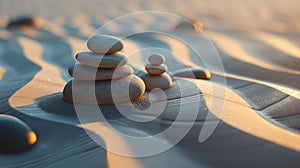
{"left": 0, "top": 0, "right": 300, "bottom": 167}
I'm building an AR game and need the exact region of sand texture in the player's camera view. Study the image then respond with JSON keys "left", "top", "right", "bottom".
{"left": 0, "top": 0, "right": 300, "bottom": 167}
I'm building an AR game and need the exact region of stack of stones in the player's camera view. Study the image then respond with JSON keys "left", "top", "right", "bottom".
{"left": 63, "top": 35, "right": 145, "bottom": 105}
{"left": 139, "top": 53, "right": 172, "bottom": 91}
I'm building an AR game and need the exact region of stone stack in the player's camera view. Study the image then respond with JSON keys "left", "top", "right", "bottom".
{"left": 139, "top": 53, "right": 172, "bottom": 91}
{"left": 63, "top": 35, "right": 145, "bottom": 105}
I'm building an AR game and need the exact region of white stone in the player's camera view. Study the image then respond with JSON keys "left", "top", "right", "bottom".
{"left": 148, "top": 53, "right": 165, "bottom": 65}
{"left": 87, "top": 35, "right": 124, "bottom": 54}
{"left": 76, "top": 52, "right": 128, "bottom": 68}
{"left": 68, "top": 64, "right": 133, "bottom": 80}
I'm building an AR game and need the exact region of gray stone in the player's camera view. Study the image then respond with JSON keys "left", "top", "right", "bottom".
{"left": 139, "top": 72, "right": 172, "bottom": 91}
{"left": 172, "top": 68, "right": 211, "bottom": 80}
{"left": 145, "top": 64, "right": 168, "bottom": 75}
{"left": 174, "top": 19, "right": 203, "bottom": 32}
{"left": 87, "top": 35, "right": 124, "bottom": 54}
{"left": 63, "top": 75, "right": 145, "bottom": 104}
{"left": 148, "top": 53, "right": 165, "bottom": 65}
{"left": 0, "top": 114, "right": 37, "bottom": 153}
{"left": 75, "top": 52, "right": 128, "bottom": 68}
{"left": 68, "top": 64, "right": 133, "bottom": 81}
{"left": 7, "top": 16, "right": 37, "bottom": 28}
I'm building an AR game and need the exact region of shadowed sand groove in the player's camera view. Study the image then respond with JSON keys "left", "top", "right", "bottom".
{"left": 207, "top": 31, "right": 300, "bottom": 75}
{"left": 218, "top": 30, "right": 300, "bottom": 72}
{"left": 9, "top": 36, "right": 65, "bottom": 107}
{"left": 255, "top": 32, "right": 300, "bottom": 60}
{"left": 10, "top": 28, "right": 75, "bottom": 81}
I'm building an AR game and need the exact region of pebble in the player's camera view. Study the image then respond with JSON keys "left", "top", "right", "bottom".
{"left": 145, "top": 64, "right": 168, "bottom": 75}
{"left": 0, "top": 114, "right": 37, "bottom": 153}
{"left": 75, "top": 52, "right": 128, "bottom": 68}
{"left": 172, "top": 68, "right": 211, "bottom": 80}
{"left": 174, "top": 19, "right": 203, "bottom": 32}
{"left": 7, "top": 16, "right": 38, "bottom": 28}
{"left": 148, "top": 53, "right": 165, "bottom": 65}
{"left": 139, "top": 73, "right": 172, "bottom": 91}
{"left": 63, "top": 75, "right": 145, "bottom": 104}
{"left": 68, "top": 64, "right": 133, "bottom": 81}
{"left": 87, "top": 35, "right": 124, "bottom": 54}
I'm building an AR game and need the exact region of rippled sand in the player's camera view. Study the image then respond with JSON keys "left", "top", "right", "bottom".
{"left": 0, "top": 0, "right": 300, "bottom": 167}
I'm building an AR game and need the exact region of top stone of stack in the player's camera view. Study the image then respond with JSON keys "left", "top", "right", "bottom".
{"left": 87, "top": 35, "right": 124, "bottom": 54}
{"left": 148, "top": 53, "right": 165, "bottom": 65}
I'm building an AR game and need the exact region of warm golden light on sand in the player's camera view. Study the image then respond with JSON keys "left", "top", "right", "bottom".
{"left": 9, "top": 37, "right": 66, "bottom": 107}
{"left": 187, "top": 78, "right": 300, "bottom": 152}
{"left": 27, "top": 131, "right": 37, "bottom": 145}
{"left": 79, "top": 122, "right": 143, "bottom": 168}
{"left": 0, "top": 66, "right": 5, "bottom": 80}
{"left": 194, "top": 21, "right": 203, "bottom": 32}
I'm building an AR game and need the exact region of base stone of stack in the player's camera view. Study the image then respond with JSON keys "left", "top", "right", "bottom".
{"left": 63, "top": 75, "right": 145, "bottom": 105}
{"left": 138, "top": 72, "right": 172, "bottom": 91}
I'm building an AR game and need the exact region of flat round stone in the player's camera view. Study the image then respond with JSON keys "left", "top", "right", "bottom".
{"left": 145, "top": 64, "right": 168, "bottom": 75}
{"left": 139, "top": 72, "right": 172, "bottom": 91}
{"left": 174, "top": 19, "right": 203, "bottom": 32}
{"left": 172, "top": 68, "right": 211, "bottom": 80}
{"left": 75, "top": 52, "right": 128, "bottom": 68}
{"left": 87, "top": 35, "right": 124, "bottom": 54}
{"left": 68, "top": 64, "right": 133, "bottom": 81}
{"left": 148, "top": 53, "right": 165, "bottom": 65}
{"left": 0, "top": 114, "right": 37, "bottom": 153}
{"left": 63, "top": 75, "right": 145, "bottom": 105}
{"left": 7, "top": 16, "right": 38, "bottom": 28}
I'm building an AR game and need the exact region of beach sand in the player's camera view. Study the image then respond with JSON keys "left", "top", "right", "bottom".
{"left": 0, "top": 0, "right": 300, "bottom": 167}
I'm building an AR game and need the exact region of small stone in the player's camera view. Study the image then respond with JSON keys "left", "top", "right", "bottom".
{"left": 87, "top": 35, "right": 124, "bottom": 54}
{"left": 174, "top": 19, "right": 203, "bottom": 32}
{"left": 148, "top": 53, "right": 165, "bottom": 65}
{"left": 172, "top": 68, "right": 211, "bottom": 80}
{"left": 68, "top": 64, "right": 133, "bottom": 81}
{"left": 145, "top": 64, "right": 168, "bottom": 75}
{"left": 139, "top": 72, "right": 172, "bottom": 91}
{"left": 63, "top": 75, "right": 145, "bottom": 104}
{"left": 75, "top": 52, "right": 128, "bottom": 68}
{"left": 7, "top": 16, "right": 38, "bottom": 28}
{"left": 0, "top": 114, "right": 37, "bottom": 153}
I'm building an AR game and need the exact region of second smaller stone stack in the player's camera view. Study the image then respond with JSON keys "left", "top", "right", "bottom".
{"left": 140, "top": 53, "right": 172, "bottom": 91}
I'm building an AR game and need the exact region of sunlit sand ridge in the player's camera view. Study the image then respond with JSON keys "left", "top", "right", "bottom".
{"left": 188, "top": 79, "right": 300, "bottom": 151}
{"left": 9, "top": 37, "right": 65, "bottom": 107}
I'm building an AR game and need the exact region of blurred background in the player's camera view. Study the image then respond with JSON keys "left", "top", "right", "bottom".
{"left": 1, "top": 0, "right": 300, "bottom": 34}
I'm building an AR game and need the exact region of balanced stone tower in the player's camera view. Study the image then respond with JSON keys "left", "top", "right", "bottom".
{"left": 63, "top": 35, "right": 145, "bottom": 105}
{"left": 139, "top": 53, "right": 172, "bottom": 91}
